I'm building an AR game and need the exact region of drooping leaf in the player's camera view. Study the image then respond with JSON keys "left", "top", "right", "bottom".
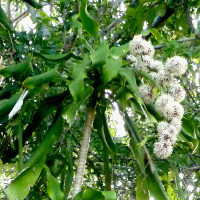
{"left": 69, "top": 63, "right": 86, "bottom": 102}
{"left": 0, "top": 58, "right": 32, "bottom": 78}
{"left": 23, "top": 68, "right": 61, "bottom": 90}
{"left": 182, "top": 117, "right": 197, "bottom": 139}
{"left": 44, "top": 165, "right": 65, "bottom": 200}
{"left": 120, "top": 68, "right": 143, "bottom": 104}
{"left": 82, "top": 188, "right": 105, "bottom": 200}
{"left": 102, "top": 113, "right": 117, "bottom": 153}
{"left": 0, "top": 5, "right": 13, "bottom": 31}
{"left": 124, "top": 112, "right": 169, "bottom": 200}
{"left": 150, "top": 28, "right": 163, "bottom": 43}
{"left": 22, "top": 115, "right": 64, "bottom": 170}
{"left": 136, "top": 174, "right": 149, "bottom": 200}
{"left": 109, "top": 43, "right": 129, "bottom": 57}
{"left": 41, "top": 52, "right": 81, "bottom": 61}
{"left": 102, "top": 191, "right": 116, "bottom": 200}
{"left": 79, "top": 0, "right": 99, "bottom": 38}
{"left": 102, "top": 57, "right": 122, "bottom": 83}
{"left": 0, "top": 91, "right": 23, "bottom": 119}
{"left": 63, "top": 86, "right": 94, "bottom": 124}
{"left": 5, "top": 165, "right": 43, "bottom": 200}
{"left": 90, "top": 41, "right": 109, "bottom": 66}
{"left": 137, "top": 134, "right": 148, "bottom": 149}
{"left": 23, "top": 0, "right": 42, "bottom": 9}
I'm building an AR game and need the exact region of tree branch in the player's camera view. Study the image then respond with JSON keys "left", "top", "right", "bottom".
{"left": 12, "top": 9, "right": 29, "bottom": 23}
{"left": 154, "top": 37, "right": 196, "bottom": 50}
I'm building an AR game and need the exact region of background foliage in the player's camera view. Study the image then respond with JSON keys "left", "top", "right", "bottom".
{"left": 0, "top": 0, "right": 200, "bottom": 199}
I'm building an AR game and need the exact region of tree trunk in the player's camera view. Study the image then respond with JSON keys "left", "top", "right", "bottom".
{"left": 72, "top": 106, "right": 96, "bottom": 197}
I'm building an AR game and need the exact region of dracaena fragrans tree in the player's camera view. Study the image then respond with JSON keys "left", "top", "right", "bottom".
{"left": 0, "top": 0, "right": 200, "bottom": 200}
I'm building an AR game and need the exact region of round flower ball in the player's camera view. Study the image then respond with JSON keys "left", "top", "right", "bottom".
{"left": 138, "top": 84, "right": 155, "bottom": 104}
{"left": 129, "top": 35, "right": 155, "bottom": 57}
{"left": 155, "top": 94, "right": 174, "bottom": 115}
{"left": 153, "top": 140, "right": 173, "bottom": 159}
{"left": 163, "top": 101, "right": 184, "bottom": 120}
{"left": 168, "top": 83, "right": 186, "bottom": 102}
{"left": 165, "top": 56, "right": 188, "bottom": 76}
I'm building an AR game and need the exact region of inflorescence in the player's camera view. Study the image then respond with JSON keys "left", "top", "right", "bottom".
{"left": 128, "top": 35, "right": 188, "bottom": 159}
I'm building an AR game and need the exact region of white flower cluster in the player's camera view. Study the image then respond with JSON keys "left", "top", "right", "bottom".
{"left": 138, "top": 84, "right": 155, "bottom": 104}
{"left": 128, "top": 35, "right": 188, "bottom": 159}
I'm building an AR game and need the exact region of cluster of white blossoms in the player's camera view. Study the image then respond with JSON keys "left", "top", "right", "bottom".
{"left": 128, "top": 35, "right": 188, "bottom": 159}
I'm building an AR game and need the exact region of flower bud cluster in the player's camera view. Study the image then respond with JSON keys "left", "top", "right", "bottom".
{"left": 128, "top": 35, "right": 188, "bottom": 159}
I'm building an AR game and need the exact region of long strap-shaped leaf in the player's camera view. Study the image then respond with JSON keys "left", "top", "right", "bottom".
{"left": 124, "top": 111, "right": 169, "bottom": 200}
{"left": 22, "top": 113, "right": 64, "bottom": 170}
{"left": 0, "top": 4, "right": 13, "bottom": 30}
{"left": 79, "top": 0, "right": 99, "bottom": 38}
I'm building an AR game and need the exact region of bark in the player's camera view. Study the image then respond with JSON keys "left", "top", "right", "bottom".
{"left": 6, "top": 0, "right": 11, "bottom": 19}
{"left": 72, "top": 106, "right": 96, "bottom": 197}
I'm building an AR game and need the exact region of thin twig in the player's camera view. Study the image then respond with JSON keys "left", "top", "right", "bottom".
{"left": 12, "top": 9, "right": 29, "bottom": 23}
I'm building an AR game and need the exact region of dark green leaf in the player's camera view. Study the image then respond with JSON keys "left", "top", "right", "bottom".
{"left": 45, "top": 165, "right": 65, "bottom": 200}
{"left": 79, "top": 0, "right": 99, "bottom": 38}
{"left": 90, "top": 41, "right": 109, "bottom": 66}
{"left": 0, "top": 5, "right": 13, "bottom": 31}
{"left": 0, "top": 58, "right": 32, "bottom": 78}
{"left": 82, "top": 188, "right": 105, "bottom": 200}
{"left": 120, "top": 68, "right": 143, "bottom": 104}
{"left": 109, "top": 43, "right": 129, "bottom": 57}
{"left": 23, "top": 0, "right": 42, "bottom": 9}
{"left": 5, "top": 165, "right": 43, "bottom": 200}
{"left": 22, "top": 115, "right": 64, "bottom": 170}
{"left": 23, "top": 69, "right": 61, "bottom": 90}
{"left": 63, "top": 86, "right": 94, "bottom": 124}
{"left": 102, "top": 57, "right": 122, "bottom": 83}
{"left": 102, "top": 191, "right": 116, "bottom": 200}
{"left": 69, "top": 63, "right": 86, "bottom": 101}
{"left": 136, "top": 175, "right": 149, "bottom": 200}
{"left": 0, "top": 91, "right": 23, "bottom": 119}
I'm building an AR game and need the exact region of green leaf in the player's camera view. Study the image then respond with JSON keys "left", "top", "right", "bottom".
{"left": 0, "top": 5, "right": 13, "bottom": 31}
{"left": 150, "top": 28, "right": 163, "bottom": 43}
{"left": 79, "top": 0, "right": 99, "bottom": 38}
{"left": 136, "top": 175, "right": 149, "bottom": 200}
{"left": 102, "top": 191, "right": 116, "bottom": 200}
{"left": 182, "top": 117, "right": 197, "bottom": 139}
{"left": 44, "top": 166, "right": 65, "bottom": 200}
{"left": 102, "top": 57, "right": 122, "bottom": 83}
{"left": 124, "top": 112, "right": 169, "bottom": 200}
{"left": 41, "top": 52, "right": 80, "bottom": 61}
{"left": 0, "top": 91, "right": 23, "bottom": 119}
{"left": 23, "top": 0, "right": 42, "bottom": 9}
{"left": 23, "top": 69, "right": 61, "bottom": 90}
{"left": 82, "top": 188, "right": 105, "bottom": 200}
{"left": 69, "top": 63, "right": 86, "bottom": 102}
{"left": 141, "top": 29, "right": 151, "bottom": 36}
{"left": 41, "top": 53, "right": 69, "bottom": 60}
{"left": 90, "top": 41, "right": 109, "bottom": 66}
{"left": 0, "top": 58, "right": 32, "bottom": 78}
{"left": 73, "top": 191, "right": 84, "bottom": 200}
{"left": 137, "top": 134, "right": 148, "bottom": 148}
{"left": 103, "top": 113, "right": 117, "bottom": 153}
{"left": 5, "top": 165, "right": 43, "bottom": 200}
{"left": 119, "top": 68, "right": 143, "bottom": 104}
{"left": 63, "top": 86, "right": 93, "bottom": 124}
{"left": 109, "top": 43, "right": 129, "bottom": 57}
{"left": 22, "top": 115, "right": 64, "bottom": 170}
